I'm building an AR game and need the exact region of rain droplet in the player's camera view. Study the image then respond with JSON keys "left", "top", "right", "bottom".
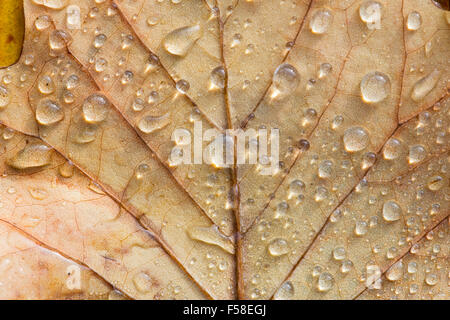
{"left": 188, "top": 225, "right": 234, "bottom": 254}
{"left": 386, "top": 261, "right": 403, "bottom": 281}
{"left": 162, "top": 25, "right": 202, "bottom": 56}
{"left": 382, "top": 200, "right": 402, "bottom": 222}
{"left": 33, "top": 0, "right": 68, "bottom": 9}
{"left": 271, "top": 63, "right": 300, "bottom": 99}
{"left": 59, "top": 160, "right": 74, "bottom": 178}
{"left": 407, "top": 11, "right": 422, "bottom": 31}
{"left": 343, "top": 126, "right": 369, "bottom": 152}
{"left": 359, "top": 1, "right": 382, "bottom": 30}
{"left": 7, "top": 143, "right": 53, "bottom": 170}
{"left": 411, "top": 69, "right": 441, "bottom": 102}
{"left": 317, "top": 272, "right": 334, "bottom": 292}
{"left": 49, "top": 30, "right": 71, "bottom": 50}
{"left": 408, "top": 144, "right": 426, "bottom": 164}
{"left": 383, "top": 138, "right": 401, "bottom": 160}
{"left": 133, "top": 272, "right": 152, "bottom": 293}
{"left": 35, "top": 15, "right": 51, "bottom": 31}
{"left": 137, "top": 114, "right": 170, "bottom": 134}
{"left": 66, "top": 5, "right": 81, "bottom": 29}
{"left": 209, "top": 66, "right": 226, "bottom": 90}
{"left": 309, "top": 8, "right": 333, "bottom": 34}
{"left": 318, "top": 160, "right": 334, "bottom": 179}
{"left": 38, "top": 75, "right": 55, "bottom": 94}
{"left": 425, "top": 273, "right": 438, "bottom": 286}
{"left": 36, "top": 99, "right": 64, "bottom": 125}
{"left": 274, "top": 281, "right": 294, "bottom": 300}
{"left": 360, "top": 71, "right": 391, "bottom": 103}
{"left": 333, "top": 247, "right": 346, "bottom": 261}
{"left": 355, "top": 220, "right": 368, "bottom": 236}
{"left": 94, "top": 34, "right": 107, "bottom": 48}
{"left": 268, "top": 238, "right": 289, "bottom": 257}
{"left": 176, "top": 79, "right": 190, "bottom": 94}
{"left": 318, "top": 63, "right": 332, "bottom": 79}
{"left": 427, "top": 175, "right": 446, "bottom": 191}
{"left": 0, "top": 85, "right": 10, "bottom": 108}
{"left": 82, "top": 94, "right": 110, "bottom": 123}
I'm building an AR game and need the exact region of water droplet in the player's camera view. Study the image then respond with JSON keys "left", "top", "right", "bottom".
{"left": 35, "top": 15, "right": 51, "bottom": 31}
{"left": 271, "top": 63, "right": 300, "bottom": 99}
{"left": 121, "top": 71, "right": 133, "bottom": 85}
{"left": 427, "top": 175, "right": 446, "bottom": 191}
{"left": 38, "top": 75, "right": 55, "bottom": 94}
{"left": 268, "top": 238, "right": 289, "bottom": 257}
{"left": 318, "top": 63, "right": 332, "bottom": 79}
{"left": 209, "top": 66, "right": 225, "bottom": 90}
{"left": 386, "top": 261, "right": 403, "bottom": 281}
{"left": 360, "top": 71, "right": 391, "bottom": 103}
{"left": 408, "top": 144, "right": 426, "bottom": 164}
{"left": 343, "top": 126, "right": 369, "bottom": 152}
{"left": 407, "top": 11, "right": 422, "bottom": 31}
{"left": 317, "top": 272, "right": 334, "bottom": 292}
{"left": 59, "top": 160, "right": 74, "bottom": 178}
{"left": 162, "top": 25, "right": 202, "bottom": 56}
{"left": 49, "top": 30, "right": 71, "bottom": 50}
{"left": 133, "top": 272, "right": 152, "bottom": 293}
{"left": 411, "top": 69, "right": 441, "bottom": 102}
{"left": 7, "top": 143, "right": 53, "bottom": 170}
{"left": 29, "top": 187, "right": 48, "bottom": 200}
{"left": 65, "top": 74, "right": 79, "bottom": 90}
{"left": 82, "top": 94, "right": 110, "bottom": 123}
{"left": 289, "top": 179, "right": 305, "bottom": 198}
{"left": 0, "top": 85, "right": 10, "bottom": 108}
{"left": 188, "top": 225, "right": 234, "bottom": 254}
{"left": 318, "top": 160, "right": 334, "bottom": 179}
{"left": 94, "top": 34, "right": 107, "bottom": 48}
{"left": 382, "top": 200, "right": 402, "bottom": 222}
{"left": 355, "top": 220, "right": 368, "bottom": 236}
{"left": 66, "top": 5, "right": 81, "bottom": 29}
{"left": 309, "top": 8, "right": 333, "bottom": 34}
{"left": 94, "top": 57, "right": 107, "bottom": 72}
{"left": 138, "top": 114, "right": 170, "bottom": 134}
{"left": 361, "top": 152, "right": 376, "bottom": 169}
{"left": 36, "top": 99, "right": 64, "bottom": 125}
{"left": 176, "top": 79, "right": 190, "bottom": 94}
{"left": 341, "top": 260, "right": 353, "bottom": 273}
{"left": 383, "top": 138, "right": 401, "bottom": 160}
{"left": 33, "top": 0, "right": 68, "bottom": 9}
{"left": 407, "top": 261, "right": 418, "bottom": 274}
{"left": 359, "top": 1, "right": 382, "bottom": 30}
{"left": 2, "top": 127, "right": 15, "bottom": 140}
{"left": 333, "top": 247, "right": 346, "bottom": 261}
{"left": 274, "top": 281, "right": 294, "bottom": 300}
{"left": 425, "top": 273, "right": 438, "bottom": 286}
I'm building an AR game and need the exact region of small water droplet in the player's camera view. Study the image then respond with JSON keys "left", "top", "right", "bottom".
{"left": 209, "top": 66, "right": 226, "bottom": 90}
{"left": 317, "top": 272, "right": 334, "bottom": 292}
{"left": 274, "top": 281, "right": 294, "bottom": 300}
{"left": 359, "top": 1, "right": 382, "bottom": 30}
{"left": 188, "top": 225, "right": 234, "bottom": 254}
{"left": 176, "top": 79, "right": 190, "bottom": 94}
{"left": 38, "top": 75, "right": 55, "bottom": 94}
{"left": 383, "top": 138, "right": 401, "bottom": 160}
{"left": 318, "top": 63, "right": 332, "bottom": 79}
{"left": 0, "top": 85, "right": 10, "bottom": 108}
{"left": 35, "top": 15, "right": 51, "bottom": 31}
{"left": 268, "top": 238, "right": 289, "bottom": 257}
{"left": 408, "top": 144, "right": 426, "bottom": 164}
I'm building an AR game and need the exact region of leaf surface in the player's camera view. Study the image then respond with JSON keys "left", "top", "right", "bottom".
{"left": 0, "top": 0, "right": 448, "bottom": 300}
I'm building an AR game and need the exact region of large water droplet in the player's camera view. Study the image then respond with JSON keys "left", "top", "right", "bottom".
{"left": 66, "top": 5, "right": 81, "bottom": 29}
{"left": 188, "top": 225, "right": 234, "bottom": 254}
{"left": 309, "top": 8, "right": 333, "bottom": 34}
{"left": 35, "top": 15, "right": 51, "bottom": 31}
{"left": 382, "top": 200, "right": 402, "bottom": 222}
{"left": 36, "top": 99, "right": 64, "bottom": 125}
{"left": 343, "top": 126, "right": 369, "bottom": 152}
{"left": 137, "top": 114, "right": 170, "bottom": 134}
{"left": 411, "top": 69, "right": 441, "bottom": 102}
{"left": 162, "top": 25, "right": 202, "bottom": 56}
{"left": 49, "top": 30, "right": 71, "bottom": 51}
{"left": 7, "top": 143, "right": 53, "bottom": 170}
{"left": 268, "top": 238, "right": 289, "bottom": 257}
{"left": 82, "top": 94, "right": 110, "bottom": 123}
{"left": 33, "top": 0, "right": 68, "bottom": 9}
{"left": 271, "top": 63, "right": 300, "bottom": 99}
{"left": 407, "top": 11, "right": 422, "bottom": 31}
{"left": 360, "top": 71, "right": 390, "bottom": 103}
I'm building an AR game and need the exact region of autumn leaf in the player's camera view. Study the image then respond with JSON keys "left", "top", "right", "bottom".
{"left": 0, "top": 0, "right": 448, "bottom": 300}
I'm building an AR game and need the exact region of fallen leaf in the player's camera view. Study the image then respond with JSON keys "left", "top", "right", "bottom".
{"left": 0, "top": 0, "right": 448, "bottom": 300}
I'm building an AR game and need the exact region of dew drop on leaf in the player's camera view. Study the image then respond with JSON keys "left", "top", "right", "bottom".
{"left": 162, "top": 25, "right": 202, "bottom": 57}
{"left": 360, "top": 71, "right": 391, "bottom": 103}
{"left": 309, "top": 8, "right": 333, "bottom": 34}
{"left": 82, "top": 93, "right": 110, "bottom": 123}
{"left": 36, "top": 99, "right": 64, "bottom": 125}
{"left": 343, "top": 127, "right": 369, "bottom": 152}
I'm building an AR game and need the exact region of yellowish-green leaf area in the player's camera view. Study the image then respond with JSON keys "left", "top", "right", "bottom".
{"left": 0, "top": 0, "right": 24, "bottom": 68}
{"left": 0, "top": 0, "right": 448, "bottom": 300}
